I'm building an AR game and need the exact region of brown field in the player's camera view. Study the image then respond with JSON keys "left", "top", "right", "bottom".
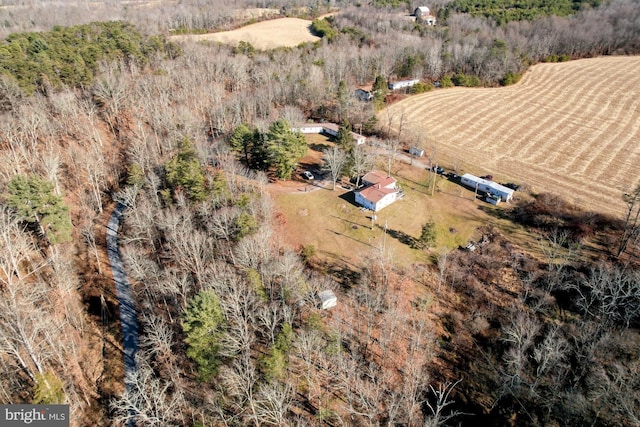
{"left": 382, "top": 56, "right": 640, "bottom": 216}
{"left": 173, "top": 17, "right": 320, "bottom": 49}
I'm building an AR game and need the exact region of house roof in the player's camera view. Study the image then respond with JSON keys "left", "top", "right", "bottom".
{"left": 358, "top": 184, "right": 397, "bottom": 204}
{"left": 358, "top": 171, "right": 397, "bottom": 204}
{"left": 415, "top": 6, "right": 431, "bottom": 13}
{"left": 362, "top": 170, "right": 395, "bottom": 187}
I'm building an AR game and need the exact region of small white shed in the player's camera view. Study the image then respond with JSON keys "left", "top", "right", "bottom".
{"left": 409, "top": 146, "right": 424, "bottom": 157}
{"left": 318, "top": 290, "right": 337, "bottom": 310}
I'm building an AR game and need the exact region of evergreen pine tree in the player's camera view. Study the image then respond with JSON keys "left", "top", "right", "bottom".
{"left": 6, "top": 174, "right": 72, "bottom": 243}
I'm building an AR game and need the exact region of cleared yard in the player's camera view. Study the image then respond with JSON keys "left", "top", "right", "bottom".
{"left": 173, "top": 17, "right": 320, "bottom": 49}
{"left": 381, "top": 56, "right": 640, "bottom": 216}
{"left": 272, "top": 159, "right": 500, "bottom": 267}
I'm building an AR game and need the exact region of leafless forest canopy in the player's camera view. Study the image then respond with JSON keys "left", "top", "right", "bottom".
{"left": 0, "top": 0, "right": 639, "bottom": 425}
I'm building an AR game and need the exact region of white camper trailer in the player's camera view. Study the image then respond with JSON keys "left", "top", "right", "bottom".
{"left": 460, "top": 174, "right": 515, "bottom": 202}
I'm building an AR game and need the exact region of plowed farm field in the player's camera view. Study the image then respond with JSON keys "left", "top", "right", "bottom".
{"left": 382, "top": 56, "right": 640, "bottom": 215}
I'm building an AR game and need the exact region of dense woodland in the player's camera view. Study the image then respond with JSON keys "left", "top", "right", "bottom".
{"left": 0, "top": 0, "right": 640, "bottom": 425}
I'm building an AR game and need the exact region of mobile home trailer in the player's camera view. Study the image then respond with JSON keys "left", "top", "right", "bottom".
{"left": 388, "top": 79, "right": 420, "bottom": 90}
{"left": 461, "top": 174, "right": 515, "bottom": 202}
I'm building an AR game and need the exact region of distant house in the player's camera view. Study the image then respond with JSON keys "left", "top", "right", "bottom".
{"left": 460, "top": 173, "right": 515, "bottom": 202}
{"left": 388, "top": 79, "right": 420, "bottom": 90}
{"left": 414, "top": 6, "right": 436, "bottom": 25}
{"left": 318, "top": 290, "right": 337, "bottom": 310}
{"left": 355, "top": 88, "right": 374, "bottom": 102}
{"left": 293, "top": 122, "right": 366, "bottom": 145}
{"left": 355, "top": 170, "right": 402, "bottom": 211}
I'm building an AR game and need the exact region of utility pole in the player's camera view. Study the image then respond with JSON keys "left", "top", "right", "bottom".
{"left": 431, "top": 164, "right": 438, "bottom": 196}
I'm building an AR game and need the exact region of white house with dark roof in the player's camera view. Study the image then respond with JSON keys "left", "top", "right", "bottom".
{"left": 355, "top": 170, "right": 402, "bottom": 211}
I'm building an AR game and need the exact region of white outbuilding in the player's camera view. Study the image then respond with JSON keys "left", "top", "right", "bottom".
{"left": 318, "top": 290, "right": 337, "bottom": 310}
{"left": 460, "top": 173, "right": 515, "bottom": 202}
{"left": 414, "top": 6, "right": 436, "bottom": 25}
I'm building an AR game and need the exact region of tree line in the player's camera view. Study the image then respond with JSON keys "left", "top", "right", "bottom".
{"left": 446, "top": 0, "right": 602, "bottom": 24}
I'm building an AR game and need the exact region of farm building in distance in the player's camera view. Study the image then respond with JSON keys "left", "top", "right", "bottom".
{"left": 355, "top": 170, "right": 402, "bottom": 211}
{"left": 294, "top": 122, "right": 366, "bottom": 145}
{"left": 414, "top": 6, "right": 436, "bottom": 25}
{"left": 388, "top": 79, "right": 420, "bottom": 90}
{"left": 460, "top": 173, "right": 515, "bottom": 202}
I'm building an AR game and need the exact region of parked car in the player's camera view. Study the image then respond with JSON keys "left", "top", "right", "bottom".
{"left": 302, "top": 171, "right": 314, "bottom": 180}
{"left": 504, "top": 182, "right": 520, "bottom": 191}
{"left": 430, "top": 165, "right": 445, "bottom": 175}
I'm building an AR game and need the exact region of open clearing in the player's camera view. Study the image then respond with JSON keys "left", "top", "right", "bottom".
{"left": 271, "top": 134, "right": 516, "bottom": 267}
{"left": 382, "top": 56, "right": 640, "bottom": 216}
{"left": 173, "top": 17, "right": 320, "bottom": 49}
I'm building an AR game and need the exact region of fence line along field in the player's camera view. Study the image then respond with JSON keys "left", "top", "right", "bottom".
{"left": 382, "top": 56, "right": 640, "bottom": 216}
{"left": 173, "top": 17, "right": 320, "bottom": 49}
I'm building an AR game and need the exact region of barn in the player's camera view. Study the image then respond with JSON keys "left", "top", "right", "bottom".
{"left": 414, "top": 6, "right": 436, "bottom": 25}
{"left": 460, "top": 173, "right": 515, "bottom": 202}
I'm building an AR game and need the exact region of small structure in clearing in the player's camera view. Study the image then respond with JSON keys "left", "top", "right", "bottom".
{"left": 409, "top": 146, "right": 424, "bottom": 157}
{"left": 355, "top": 170, "right": 402, "bottom": 211}
{"left": 414, "top": 6, "right": 436, "bottom": 25}
{"left": 318, "top": 290, "right": 337, "bottom": 310}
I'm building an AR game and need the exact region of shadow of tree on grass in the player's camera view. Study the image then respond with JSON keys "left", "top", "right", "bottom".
{"left": 375, "top": 224, "right": 420, "bottom": 248}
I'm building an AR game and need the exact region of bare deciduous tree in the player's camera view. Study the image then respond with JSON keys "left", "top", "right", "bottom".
{"left": 322, "top": 145, "right": 348, "bottom": 191}
{"left": 111, "top": 356, "right": 187, "bottom": 427}
{"left": 254, "top": 382, "right": 293, "bottom": 426}
{"left": 617, "top": 184, "right": 640, "bottom": 257}
{"left": 423, "top": 379, "right": 464, "bottom": 427}
{"left": 350, "top": 143, "right": 375, "bottom": 188}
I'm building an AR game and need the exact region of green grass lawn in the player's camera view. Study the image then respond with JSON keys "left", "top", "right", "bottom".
{"left": 274, "top": 160, "right": 495, "bottom": 267}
